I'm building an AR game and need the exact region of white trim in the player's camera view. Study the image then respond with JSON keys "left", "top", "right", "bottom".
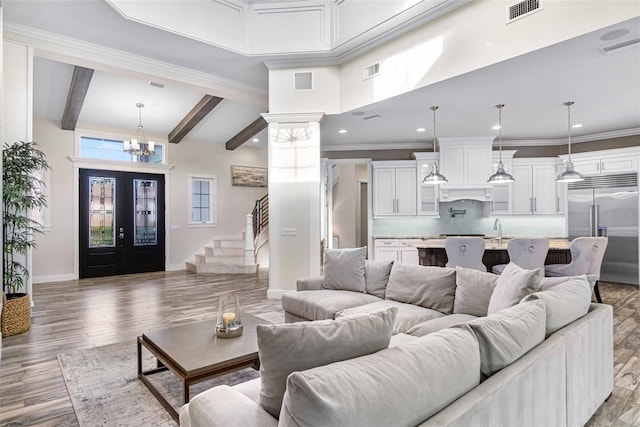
{"left": 166, "top": 263, "right": 186, "bottom": 272}
{"left": 187, "top": 174, "right": 218, "bottom": 226}
{"left": 262, "top": 112, "right": 325, "bottom": 124}
{"left": 32, "top": 274, "right": 75, "bottom": 284}
{"left": 70, "top": 156, "right": 173, "bottom": 280}
{"left": 75, "top": 128, "right": 169, "bottom": 165}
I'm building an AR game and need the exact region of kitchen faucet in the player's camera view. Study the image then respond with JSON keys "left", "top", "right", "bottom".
{"left": 494, "top": 218, "right": 502, "bottom": 245}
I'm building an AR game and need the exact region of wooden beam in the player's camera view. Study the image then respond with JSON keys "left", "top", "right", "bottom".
{"left": 168, "top": 95, "right": 223, "bottom": 143}
{"left": 61, "top": 66, "right": 94, "bottom": 131}
{"left": 225, "top": 116, "right": 268, "bottom": 151}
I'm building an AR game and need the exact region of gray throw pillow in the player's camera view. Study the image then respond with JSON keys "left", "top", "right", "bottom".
{"left": 385, "top": 264, "right": 457, "bottom": 314}
{"left": 539, "top": 274, "right": 597, "bottom": 291}
{"left": 322, "top": 247, "right": 366, "bottom": 292}
{"left": 522, "top": 275, "right": 592, "bottom": 336}
{"left": 453, "top": 266, "right": 499, "bottom": 317}
{"left": 459, "top": 299, "right": 546, "bottom": 377}
{"left": 364, "top": 259, "right": 393, "bottom": 298}
{"left": 487, "top": 262, "right": 541, "bottom": 314}
{"left": 257, "top": 307, "right": 396, "bottom": 418}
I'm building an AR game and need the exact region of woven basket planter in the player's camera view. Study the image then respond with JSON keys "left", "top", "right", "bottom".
{"left": 1, "top": 293, "right": 31, "bottom": 337}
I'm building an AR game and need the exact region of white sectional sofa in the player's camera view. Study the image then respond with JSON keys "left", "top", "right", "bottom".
{"left": 180, "top": 250, "right": 613, "bottom": 427}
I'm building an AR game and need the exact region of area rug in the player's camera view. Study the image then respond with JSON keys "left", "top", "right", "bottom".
{"left": 58, "top": 312, "right": 283, "bottom": 426}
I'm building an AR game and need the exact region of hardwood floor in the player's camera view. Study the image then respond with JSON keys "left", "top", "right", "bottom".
{"left": 0, "top": 271, "right": 637, "bottom": 426}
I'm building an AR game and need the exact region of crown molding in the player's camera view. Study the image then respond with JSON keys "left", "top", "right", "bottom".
{"left": 500, "top": 127, "right": 640, "bottom": 147}
{"left": 3, "top": 23, "right": 268, "bottom": 106}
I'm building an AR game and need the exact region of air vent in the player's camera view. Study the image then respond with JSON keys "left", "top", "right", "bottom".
{"left": 599, "top": 38, "right": 640, "bottom": 55}
{"left": 363, "top": 114, "right": 381, "bottom": 121}
{"left": 507, "top": 0, "right": 542, "bottom": 24}
{"left": 148, "top": 81, "right": 165, "bottom": 88}
{"left": 568, "top": 173, "right": 638, "bottom": 190}
{"left": 363, "top": 63, "right": 380, "bottom": 80}
{"left": 294, "top": 72, "right": 313, "bottom": 91}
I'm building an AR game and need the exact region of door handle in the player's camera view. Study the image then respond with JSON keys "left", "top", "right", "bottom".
{"left": 119, "top": 227, "right": 125, "bottom": 240}
{"left": 534, "top": 197, "right": 537, "bottom": 212}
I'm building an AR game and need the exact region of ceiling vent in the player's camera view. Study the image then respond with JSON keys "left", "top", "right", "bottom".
{"left": 294, "top": 72, "right": 313, "bottom": 91}
{"left": 363, "top": 63, "right": 380, "bottom": 80}
{"left": 506, "top": 0, "right": 542, "bottom": 24}
{"left": 599, "top": 38, "right": 640, "bottom": 55}
{"left": 363, "top": 114, "right": 381, "bottom": 121}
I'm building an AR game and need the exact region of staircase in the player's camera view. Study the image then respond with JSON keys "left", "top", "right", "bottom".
{"left": 185, "top": 232, "right": 259, "bottom": 274}
{"left": 185, "top": 195, "right": 268, "bottom": 274}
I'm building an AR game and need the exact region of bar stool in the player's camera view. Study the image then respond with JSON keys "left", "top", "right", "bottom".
{"left": 544, "top": 237, "right": 608, "bottom": 303}
{"left": 492, "top": 238, "right": 549, "bottom": 277}
{"left": 444, "top": 237, "right": 486, "bottom": 272}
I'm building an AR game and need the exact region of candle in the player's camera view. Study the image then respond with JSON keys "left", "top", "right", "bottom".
{"left": 222, "top": 312, "right": 236, "bottom": 328}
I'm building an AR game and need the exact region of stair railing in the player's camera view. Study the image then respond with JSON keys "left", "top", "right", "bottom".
{"left": 252, "top": 194, "right": 268, "bottom": 238}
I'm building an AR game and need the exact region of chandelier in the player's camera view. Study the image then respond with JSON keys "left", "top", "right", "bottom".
{"left": 123, "top": 103, "right": 155, "bottom": 156}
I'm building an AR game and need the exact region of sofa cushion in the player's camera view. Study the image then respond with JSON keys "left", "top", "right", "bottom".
{"left": 282, "top": 290, "right": 381, "bottom": 321}
{"left": 539, "top": 274, "right": 597, "bottom": 291}
{"left": 257, "top": 308, "right": 396, "bottom": 418}
{"left": 322, "top": 247, "right": 366, "bottom": 292}
{"left": 459, "top": 299, "right": 546, "bottom": 378}
{"left": 487, "top": 262, "right": 541, "bottom": 315}
{"left": 365, "top": 259, "right": 393, "bottom": 298}
{"left": 407, "top": 314, "right": 478, "bottom": 337}
{"left": 522, "top": 275, "right": 592, "bottom": 336}
{"left": 389, "top": 332, "right": 419, "bottom": 347}
{"left": 280, "top": 327, "right": 481, "bottom": 427}
{"left": 453, "top": 266, "right": 499, "bottom": 317}
{"left": 385, "top": 264, "right": 457, "bottom": 314}
{"left": 336, "top": 300, "right": 445, "bottom": 334}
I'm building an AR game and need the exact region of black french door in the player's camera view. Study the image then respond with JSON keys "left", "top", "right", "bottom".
{"left": 79, "top": 169, "right": 165, "bottom": 278}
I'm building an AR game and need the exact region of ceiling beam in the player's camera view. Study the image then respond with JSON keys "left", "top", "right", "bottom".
{"left": 168, "top": 95, "right": 223, "bottom": 143}
{"left": 61, "top": 66, "right": 94, "bottom": 131}
{"left": 225, "top": 116, "right": 268, "bottom": 150}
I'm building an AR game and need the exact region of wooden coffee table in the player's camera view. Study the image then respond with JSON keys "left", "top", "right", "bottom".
{"left": 137, "top": 312, "right": 268, "bottom": 422}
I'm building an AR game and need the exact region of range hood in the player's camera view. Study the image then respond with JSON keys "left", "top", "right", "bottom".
{"left": 437, "top": 137, "right": 495, "bottom": 202}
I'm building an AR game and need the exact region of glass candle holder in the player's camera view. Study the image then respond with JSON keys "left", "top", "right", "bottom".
{"left": 216, "top": 294, "right": 243, "bottom": 338}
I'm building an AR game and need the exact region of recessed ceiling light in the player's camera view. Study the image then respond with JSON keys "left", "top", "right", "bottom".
{"left": 492, "top": 125, "right": 502, "bottom": 130}
{"left": 338, "top": 129, "right": 348, "bottom": 134}
{"left": 572, "top": 123, "right": 583, "bottom": 128}
{"left": 252, "top": 138, "right": 260, "bottom": 142}
{"left": 416, "top": 128, "right": 426, "bottom": 132}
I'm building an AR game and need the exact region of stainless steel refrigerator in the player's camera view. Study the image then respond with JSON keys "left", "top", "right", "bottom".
{"left": 567, "top": 173, "right": 639, "bottom": 286}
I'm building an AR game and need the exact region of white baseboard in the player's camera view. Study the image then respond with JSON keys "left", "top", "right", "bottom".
{"left": 166, "top": 263, "right": 186, "bottom": 271}
{"left": 33, "top": 273, "right": 75, "bottom": 284}
{"left": 266, "top": 289, "right": 294, "bottom": 299}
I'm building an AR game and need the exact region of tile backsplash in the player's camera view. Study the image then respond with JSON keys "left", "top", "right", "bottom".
{"left": 373, "top": 200, "right": 566, "bottom": 237}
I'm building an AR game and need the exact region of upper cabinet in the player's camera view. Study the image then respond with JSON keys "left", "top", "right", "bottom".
{"left": 562, "top": 147, "right": 639, "bottom": 176}
{"left": 489, "top": 151, "right": 517, "bottom": 215}
{"left": 438, "top": 137, "right": 494, "bottom": 202}
{"left": 511, "top": 158, "right": 562, "bottom": 215}
{"left": 372, "top": 161, "right": 417, "bottom": 217}
{"left": 413, "top": 153, "right": 439, "bottom": 216}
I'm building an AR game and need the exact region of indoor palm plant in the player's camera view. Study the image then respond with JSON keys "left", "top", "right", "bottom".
{"left": 2, "top": 141, "right": 49, "bottom": 337}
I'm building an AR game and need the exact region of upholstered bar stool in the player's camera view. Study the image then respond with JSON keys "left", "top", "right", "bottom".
{"left": 544, "top": 237, "right": 608, "bottom": 303}
{"left": 444, "top": 237, "right": 486, "bottom": 272}
{"left": 492, "top": 238, "right": 549, "bottom": 276}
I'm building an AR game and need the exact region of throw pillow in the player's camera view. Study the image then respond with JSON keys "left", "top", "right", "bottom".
{"left": 280, "top": 327, "right": 480, "bottom": 427}
{"left": 385, "top": 264, "right": 457, "bottom": 314}
{"left": 322, "top": 247, "right": 366, "bottom": 292}
{"left": 522, "top": 275, "right": 592, "bottom": 336}
{"left": 364, "top": 259, "right": 393, "bottom": 298}
{"left": 487, "top": 262, "right": 541, "bottom": 314}
{"left": 257, "top": 307, "right": 396, "bottom": 418}
{"left": 459, "top": 299, "right": 546, "bottom": 377}
{"left": 539, "top": 274, "right": 597, "bottom": 291}
{"left": 453, "top": 266, "right": 499, "bottom": 317}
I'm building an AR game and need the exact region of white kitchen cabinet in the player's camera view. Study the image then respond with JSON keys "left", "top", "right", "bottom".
{"left": 414, "top": 154, "right": 440, "bottom": 216}
{"left": 556, "top": 164, "right": 567, "bottom": 215}
{"left": 511, "top": 159, "right": 561, "bottom": 215}
{"left": 438, "top": 137, "right": 494, "bottom": 187}
{"left": 372, "top": 162, "right": 417, "bottom": 217}
{"left": 489, "top": 151, "right": 517, "bottom": 215}
{"left": 374, "top": 240, "right": 419, "bottom": 264}
{"left": 566, "top": 148, "right": 639, "bottom": 175}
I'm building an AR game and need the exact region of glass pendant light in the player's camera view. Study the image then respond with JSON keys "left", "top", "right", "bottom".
{"left": 488, "top": 104, "right": 515, "bottom": 183}
{"left": 556, "top": 101, "right": 584, "bottom": 183}
{"left": 423, "top": 106, "right": 448, "bottom": 185}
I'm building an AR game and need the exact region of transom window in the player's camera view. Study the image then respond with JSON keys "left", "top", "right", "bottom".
{"left": 189, "top": 175, "right": 217, "bottom": 226}
{"left": 79, "top": 136, "right": 163, "bottom": 164}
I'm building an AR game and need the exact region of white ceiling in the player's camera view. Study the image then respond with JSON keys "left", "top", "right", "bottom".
{"left": 8, "top": 2, "right": 640, "bottom": 150}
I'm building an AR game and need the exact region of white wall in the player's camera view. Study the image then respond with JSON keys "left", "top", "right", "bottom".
{"left": 338, "top": 0, "right": 639, "bottom": 112}
{"left": 332, "top": 164, "right": 357, "bottom": 248}
{"left": 31, "top": 117, "right": 268, "bottom": 281}
{"left": 268, "top": 66, "right": 340, "bottom": 114}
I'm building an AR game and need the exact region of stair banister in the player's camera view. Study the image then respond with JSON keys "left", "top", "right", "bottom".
{"left": 244, "top": 214, "right": 256, "bottom": 265}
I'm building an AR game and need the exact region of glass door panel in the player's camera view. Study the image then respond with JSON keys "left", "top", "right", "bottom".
{"left": 89, "top": 177, "right": 116, "bottom": 247}
{"left": 134, "top": 179, "right": 157, "bottom": 246}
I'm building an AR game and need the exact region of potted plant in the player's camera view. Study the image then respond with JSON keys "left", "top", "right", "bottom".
{"left": 2, "top": 141, "right": 49, "bottom": 337}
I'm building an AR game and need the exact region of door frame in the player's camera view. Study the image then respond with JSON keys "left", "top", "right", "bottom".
{"left": 70, "top": 157, "right": 174, "bottom": 280}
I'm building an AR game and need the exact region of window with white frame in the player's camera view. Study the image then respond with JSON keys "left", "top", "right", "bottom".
{"left": 189, "top": 175, "right": 217, "bottom": 226}
{"left": 78, "top": 135, "right": 164, "bottom": 164}
{"left": 31, "top": 167, "right": 51, "bottom": 231}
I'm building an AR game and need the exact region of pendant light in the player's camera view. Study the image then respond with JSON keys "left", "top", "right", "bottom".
{"left": 488, "top": 104, "right": 515, "bottom": 183}
{"left": 556, "top": 101, "right": 584, "bottom": 183}
{"left": 423, "top": 106, "right": 448, "bottom": 185}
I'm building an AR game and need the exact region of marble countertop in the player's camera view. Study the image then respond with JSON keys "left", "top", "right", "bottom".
{"left": 374, "top": 237, "right": 571, "bottom": 250}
